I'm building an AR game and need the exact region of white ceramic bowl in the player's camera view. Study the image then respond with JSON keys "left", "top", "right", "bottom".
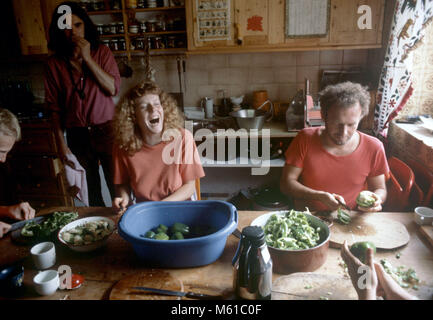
{"left": 414, "top": 207, "right": 433, "bottom": 226}
{"left": 33, "top": 270, "right": 59, "bottom": 296}
{"left": 57, "top": 216, "right": 116, "bottom": 252}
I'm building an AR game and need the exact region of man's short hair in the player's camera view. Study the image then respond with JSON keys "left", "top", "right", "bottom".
{"left": 0, "top": 108, "right": 21, "bottom": 141}
{"left": 319, "top": 81, "right": 371, "bottom": 118}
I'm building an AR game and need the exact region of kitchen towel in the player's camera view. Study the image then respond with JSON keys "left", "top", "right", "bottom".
{"left": 65, "top": 153, "right": 89, "bottom": 207}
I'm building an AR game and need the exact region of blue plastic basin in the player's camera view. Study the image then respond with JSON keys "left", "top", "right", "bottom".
{"left": 118, "top": 201, "right": 238, "bottom": 268}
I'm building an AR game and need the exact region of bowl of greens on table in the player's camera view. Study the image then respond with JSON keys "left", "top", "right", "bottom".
{"left": 251, "top": 209, "right": 331, "bottom": 274}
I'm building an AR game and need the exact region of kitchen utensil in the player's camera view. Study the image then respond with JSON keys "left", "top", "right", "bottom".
{"left": 118, "top": 201, "right": 238, "bottom": 268}
{"left": 30, "top": 242, "right": 56, "bottom": 270}
{"left": 272, "top": 273, "right": 358, "bottom": 300}
{"left": 0, "top": 263, "right": 24, "bottom": 296}
{"left": 414, "top": 207, "right": 433, "bottom": 225}
{"left": 232, "top": 226, "right": 272, "bottom": 300}
{"left": 109, "top": 270, "right": 184, "bottom": 300}
{"left": 33, "top": 270, "right": 59, "bottom": 296}
{"left": 8, "top": 216, "right": 46, "bottom": 234}
{"left": 251, "top": 211, "right": 330, "bottom": 274}
{"left": 336, "top": 199, "right": 351, "bottom": 211}
{"left": 176, "top": 56, "right": 183, "bottom": 93}
{"left": 131, "top": 286, "right": 221, "bottom": 299}
{"left": 201, "top": 97, "right": 214, "bottom": 119}
{"left": 57, "top": 216, "right": 116, "bottom": 252}
{"left": 230, "top": 108, "right": 271, "bottom": 131}
{"left": 253, "top": 90, "right": 269, "bottom": 111}
{"left": 250, "top": 186, "right": 291, "bottom": 211}
{"left": 419, "top": 225, "right": 433, "bottom": 248}
{"left": 230, "top": 95, "right": 244, "bottom": 108}
{"left": 328, "top": 211, "right": 410, "bottom": 249}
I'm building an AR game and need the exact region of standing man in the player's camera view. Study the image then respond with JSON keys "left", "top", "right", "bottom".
{"left": 44, "top": 2, "right": 121, "bottom": 206}
{"left": 0, "top": 108, "right": 35, "bottom": 238}
{"left": 280, "top": 82, "right": 389, "bottom": 212}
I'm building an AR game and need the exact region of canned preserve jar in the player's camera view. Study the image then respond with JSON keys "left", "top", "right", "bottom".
{"left": 96, "top": 24, "right": 104, "bottom": 35}
{"left": 129, "top": 24, "right": 139, "bottom": 34}
{"left": 110, "top": 39, "right": 119, "bottom": 51}
{"left": 109, "top": 23, "right": 117, "bottom": 34}
{"left": 118, "top": 38, "right": 126, "bottom": 51}
{"left": 117, "top": 22, "right": 125, "bottom": 34}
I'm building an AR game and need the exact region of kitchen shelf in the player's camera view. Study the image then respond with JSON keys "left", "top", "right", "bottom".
{"left": 129, "top": 6, "right": 185, "bottom": 12}
{"left": 100, "top": 34, "right": 126, "bottom": 38}
{"left": 128, "top": 31, "right": 186, "bottom": 37}
{"left": 200, "top": 156, "right": 286, "bottom": 168}
{"left": 87, "top": 10, "right": 123, "bottom": 15}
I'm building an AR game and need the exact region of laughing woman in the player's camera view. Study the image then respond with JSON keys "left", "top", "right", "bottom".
{"left": 112, "top": 81, "right": 205, "bottom": 212}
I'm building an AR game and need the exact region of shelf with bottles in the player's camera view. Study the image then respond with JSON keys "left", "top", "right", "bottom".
{"left": 128, "top": 5, "right": 185, "bottom": 12}
{"left": 79, "top": 0, "right": 123, "bottom": 13}
{"left": 128, "top": 30, "right": 186, "bottom": 37}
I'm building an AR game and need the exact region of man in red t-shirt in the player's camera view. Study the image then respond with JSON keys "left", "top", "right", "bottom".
{"left": 281, "top": 82, "right": 389, "bottom": 212}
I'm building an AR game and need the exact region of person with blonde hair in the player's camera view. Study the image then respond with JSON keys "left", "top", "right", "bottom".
{"left": 112, "top": 81, "right": 204, "bottom": 212}
{"left": 0, "top": 108, "right": 35, "bottom": 238}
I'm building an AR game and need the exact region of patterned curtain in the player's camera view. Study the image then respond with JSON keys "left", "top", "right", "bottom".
{"left": 374, "top": 0, "right": 433, "bottom": 137}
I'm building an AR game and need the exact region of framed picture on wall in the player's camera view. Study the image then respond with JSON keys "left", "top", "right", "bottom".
{"left": 285, "top": 0, "right": 330, "bottom": 38}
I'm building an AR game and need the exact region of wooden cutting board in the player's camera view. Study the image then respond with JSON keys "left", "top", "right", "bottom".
{"left": 327, "top": 211, "right": 410, "bottom": 249}
{"left": 109, "top": 270, "right": 184, "bottom": 300}
{"left": 420, "top": 226, "right": 433, "bottom": 248}
{"left": 272, "top": 273, "right": 358, "bottom": 300}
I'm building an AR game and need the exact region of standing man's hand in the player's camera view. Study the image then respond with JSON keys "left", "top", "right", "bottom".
{"left": 0, "top": 222, "right": 11, "bottom": 238}
{"left": 5, "top": 202, "right": 36, "bottom": 221}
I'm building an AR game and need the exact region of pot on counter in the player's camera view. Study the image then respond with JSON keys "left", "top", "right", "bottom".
{"left": 230, "top": 100, "right": 274, "bottom": 130}
{"left": 250, "top": 185, "right": 292, "bottom": 211}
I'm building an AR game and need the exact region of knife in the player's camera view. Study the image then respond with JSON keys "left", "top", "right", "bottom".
{"left": 8, "top": 216, "right": 46, "bottom": 234}
{"left": 131, "top": 287, "right": 222, "bottom": 300}
{"left": 336, "top": 199, "right": 351, "bottom": 211}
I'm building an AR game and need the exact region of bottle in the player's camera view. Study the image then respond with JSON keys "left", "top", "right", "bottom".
{"left": 232, "top": 226, "right": 272, "bottom": 300}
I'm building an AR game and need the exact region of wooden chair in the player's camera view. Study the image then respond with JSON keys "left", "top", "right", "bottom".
{"left": 384, "top": 157, "right": 415, "bottom": 212}
{"left": 407, "top": 159, "right": 433, "bottom": 207}
{"left": 195, "top": 178, "right": 201, "bottom": 201}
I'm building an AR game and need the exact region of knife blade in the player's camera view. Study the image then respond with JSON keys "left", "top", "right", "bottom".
{"left": 8, "top": 216, "right": 46, "bottom": 233}
{"left": 336, "top": 199, "right": 351, "bottom": 211}
{"left": 131, "top": 287, "right": 222, "bottom": 300}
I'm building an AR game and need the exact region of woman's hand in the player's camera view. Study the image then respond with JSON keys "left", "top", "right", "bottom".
{"left": 0, "top": 222, "right": 11, "bottom": 238}
{"left": 3, "top": 202, "right": 36, "bottom": 221}
{"left": 340, "top": 240, "right": 379, "bottom": 300}
{"left": 72, "top": 35, "right": 92, "bottom": 62}
{"left": 358, "top": 192, "right": 382, "bottom": 213}
{"left": 374, "top": 262, "right": 417, "bottom": 300}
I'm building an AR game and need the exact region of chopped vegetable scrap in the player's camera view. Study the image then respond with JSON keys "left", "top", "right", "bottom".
{"left": 262, "top": 209, "right": 321, "bottom": 250}
{"left": 21, "top": 211, "right": 78, "bottom": 239}
{"left": 337, "top": 208, "right": 351, "bottom": 225}
{"left": 380, "top": 259, "right": 420, "bottom": 289}
{"left": 61, "top": 220, "right": 113, "bottom": 246}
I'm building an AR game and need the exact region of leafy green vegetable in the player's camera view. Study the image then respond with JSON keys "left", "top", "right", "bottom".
{"left": 337, "top": 208, "right": 351, "bottom": 225}
{"left": 356, "top": 191, "right": 376, "bottom": 208}
{"left": 262, "top": 209, "right": 321, "bottom": 250}
{"left": 380, "top": 259, "right": 420, "bottom": 289}
{"left": 21, "top": 211, "right": 78, "bottom": 239}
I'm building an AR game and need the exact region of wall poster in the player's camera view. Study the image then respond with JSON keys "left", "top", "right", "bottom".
{"left": 196, "top": 0, "right": 231, "bottom": 41}
{"left": 285, "top": 0, "right": 330, "bottom": 38}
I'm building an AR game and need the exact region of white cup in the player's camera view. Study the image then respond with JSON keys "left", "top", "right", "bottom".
{"left": 33, "top": 270, "right": 59, "bottom": 296}
{"left": 30, "top": 242, "right": 56, "bottom": 270}
{"left": 201, "top": 97, "right": 214, "bottom": 119}
{"left": 414, "top": 206, "right": 433, "bottom": 225}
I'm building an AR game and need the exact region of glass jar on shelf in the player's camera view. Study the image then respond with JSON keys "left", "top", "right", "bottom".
{"left": 139, "top": 20, "right": 147, "bottom": 33}
{"left": 103, "top": 24, "right": 111, "bottom": 35}
{"left": 102, "top": 39, "right": 110, "bottom": 48}
{"left": 126, "top": 0, "right": 137, "bottom": 8}
{"left": 109, "top": 22, "right": 118, "bottom": 34}
{"left": 135, "top": 37, "right": 145, "bottom": 50}
{"left": 155, "top": 18, "right": 166, "bottom": 32}
{"left": 118, "top": 38, "right": 126, "bottom": 51}
{"left": 79, "top": 1, "right": 89, "bottom": 11}
{"left": 166, "top": 18, "right": 174, "bottom": 31}
{"left": 110, "top": 39, "right": 119, "bottom": 51}
{"left": 137, "top": 0, "right": 146, "bottom": 8}
{"left": 166, "top": 36, "right": 176, "bottom": 48}
{"left": 153, "top": 36, "right": 165, "bottom": 49}
{"left": 146, "top": 20, "right": 157, "bottom": 33}
{"left": 129, "top": 23, "right": 139, "bottom": 34}
{"left": 111, "top": 0, "right": 121, "bottom": 10}
{"left": 117, "top": 22, "right": 125, "bottom": 34}
{"left": 96, "top": 24, "right": 104, "bottom": 35}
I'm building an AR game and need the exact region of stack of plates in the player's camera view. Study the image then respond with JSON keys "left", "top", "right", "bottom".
{"left": 147, "top": 0, "right": 157, "bottom": 7}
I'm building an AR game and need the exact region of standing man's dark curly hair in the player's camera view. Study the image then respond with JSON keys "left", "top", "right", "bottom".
{"left": 48, "top": 1, "right": 99, "bottom": 57}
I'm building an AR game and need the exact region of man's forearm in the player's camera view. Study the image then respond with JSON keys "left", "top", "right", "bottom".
{"left": 372, "top": 188, "right": 387, "bottom": 204}
{"left": 84, "top": 56, "right": 116, "bottom": 96}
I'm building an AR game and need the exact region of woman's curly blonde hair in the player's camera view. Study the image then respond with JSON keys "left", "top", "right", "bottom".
{"left": 113, "top": 81, "right": 184, "bottom": 155}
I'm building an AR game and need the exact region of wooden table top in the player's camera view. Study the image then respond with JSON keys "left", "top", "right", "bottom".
{"left": 1, "top": 207, "right": 432, "bottom": 300}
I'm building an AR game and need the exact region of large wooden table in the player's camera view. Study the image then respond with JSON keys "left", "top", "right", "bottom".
{"left": 0, "top": 207, "right": 432, "bottom": 300}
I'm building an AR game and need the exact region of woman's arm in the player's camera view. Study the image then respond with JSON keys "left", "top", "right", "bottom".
{"left": 162, "top": 180, "right": 196, "bottom": 202}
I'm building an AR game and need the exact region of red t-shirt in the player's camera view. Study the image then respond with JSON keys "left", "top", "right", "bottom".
{"left": 113, "top": 129, "right": 205, "bottom": 202}
{"left": 285, "top": 127, "right": 389, "bottom": 211}
{"left": 44, "top": 44, "right": 121, "bottom": 128}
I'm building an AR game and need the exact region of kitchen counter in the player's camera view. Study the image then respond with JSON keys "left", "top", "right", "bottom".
{"left": 1, "top": 207, "right": 432, "bottom": 300}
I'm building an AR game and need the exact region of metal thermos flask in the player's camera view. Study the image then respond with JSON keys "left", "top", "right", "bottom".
{"left": 232, "top": 226, "right": 272, "bottom": 300}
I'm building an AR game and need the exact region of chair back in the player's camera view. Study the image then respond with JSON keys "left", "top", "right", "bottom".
{"left": 407, "top": 159, "right": 433, "bottom": 207}
{"left": 384, "top": 157, "right": 415, "bottom": 211}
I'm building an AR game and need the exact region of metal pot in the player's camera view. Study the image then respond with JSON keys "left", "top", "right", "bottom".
{"left": 230, "top": 100, "right": 273, "bottom": 130}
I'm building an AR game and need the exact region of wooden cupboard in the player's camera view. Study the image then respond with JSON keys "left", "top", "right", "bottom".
{"left": 186, "top": 0, "right": 385, "bottom": 54}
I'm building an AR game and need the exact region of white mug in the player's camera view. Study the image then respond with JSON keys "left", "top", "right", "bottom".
{"left": 414, "top": 206, "right": 433, "bottom": 225}
{"left": 30, "top": 242, "right": 56, "bottom": 270}
{"left": 33, "top": 270, "right": 59, "bottom": 296}
{"left": 201, "top": 97, "right": 214, "bottom": 119}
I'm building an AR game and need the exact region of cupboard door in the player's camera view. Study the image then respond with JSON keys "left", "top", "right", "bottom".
{"left": 12, "top": 0, "right": 48, "bottom": 55}
{"left": 329, "top": 0, "right": 384, "bottom": 46}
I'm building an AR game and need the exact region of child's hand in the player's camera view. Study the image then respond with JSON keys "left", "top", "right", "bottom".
{"left": 113, "top": 197, "right": 128, "bottom": 214}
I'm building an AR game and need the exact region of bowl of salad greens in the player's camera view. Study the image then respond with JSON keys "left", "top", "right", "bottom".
{"left": 251, "top": 209, "right": 330, "bottom": 274}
